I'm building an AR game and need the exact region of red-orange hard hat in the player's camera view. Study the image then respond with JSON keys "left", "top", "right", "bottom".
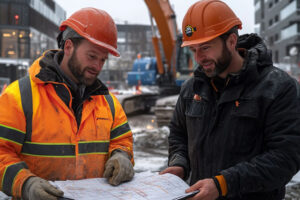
{"left": 182, "top": 0, "right": 242, "bottom": 47}
{"left": 60, "top": 7, "right": 120, "bottom": 57}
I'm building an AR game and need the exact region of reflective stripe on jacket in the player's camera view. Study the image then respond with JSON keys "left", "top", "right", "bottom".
{"left": 0, "top": 52, "right": 133, "bottom": 198}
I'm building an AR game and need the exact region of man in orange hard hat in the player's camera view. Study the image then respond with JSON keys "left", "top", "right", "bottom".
{"left": 0, "top": 8, "right": 134, "bottom": 199}
{"left": 161, "top": 0, "right": 300, "bottom": 199}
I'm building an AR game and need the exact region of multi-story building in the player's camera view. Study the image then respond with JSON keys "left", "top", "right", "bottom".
{"left": 0, "top": 0, "right": 66, "bottom": 86}
{"left": 100, "top": 23, "right": 156, "bottom": 87}
{"left": 255, "top": 0, "right": 300, "bottom": 67}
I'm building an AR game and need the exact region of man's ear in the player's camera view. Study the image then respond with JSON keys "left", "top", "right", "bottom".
{"left": 63, "top": 39, "right": 74, "bottom": 56}
{"left": 226, "top": 33, "right": 238, "bottom": 51}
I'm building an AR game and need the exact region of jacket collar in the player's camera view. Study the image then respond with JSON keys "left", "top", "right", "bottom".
{"left": 29, "top": 50, "right": 109, "bottom": 96}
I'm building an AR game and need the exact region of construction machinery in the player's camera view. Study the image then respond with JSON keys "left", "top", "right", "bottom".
{"left": 122, "top": 0, "right": 196, "bottom": 126}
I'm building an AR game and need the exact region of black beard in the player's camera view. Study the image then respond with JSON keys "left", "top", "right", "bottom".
{"left": 215, "top": 41, "right": 232, "bottom": 75}
{"left": 199, "top": 41, "right": 232, "bottom": 78}
{"left": 67, "top": 49, "right": 95, "bottom": 86}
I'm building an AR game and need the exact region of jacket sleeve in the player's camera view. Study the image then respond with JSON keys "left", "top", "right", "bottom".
{"left": 168, "top": 85, "right": 191, "bottom": 179}
{"left": 0, "top": 81, "right": 35, "bottom": 198}
{"left": 221, "top": 78, "right": 300, "bottom": 198}
{"left": 108, "top": 93, "right": 134, "bottom": 164}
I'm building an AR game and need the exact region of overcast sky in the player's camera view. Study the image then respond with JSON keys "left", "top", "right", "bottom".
{"left": 54, "top": 0, "right": 255, "bottom": 35}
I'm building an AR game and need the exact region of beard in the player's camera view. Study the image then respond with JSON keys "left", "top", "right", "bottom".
{"left": 200, "top": 42, "right": 232, "bottom": 78}
{"left": 67, "top": 50, "right": 98, "bottom": 86}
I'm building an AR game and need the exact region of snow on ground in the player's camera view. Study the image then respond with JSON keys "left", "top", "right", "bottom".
{"left": 128, "top": 114, "right": 169, "bottom": 173}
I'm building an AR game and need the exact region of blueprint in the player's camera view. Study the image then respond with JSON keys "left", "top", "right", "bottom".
{"left": 51, "top": 171, "right": 194, "bottom": 200}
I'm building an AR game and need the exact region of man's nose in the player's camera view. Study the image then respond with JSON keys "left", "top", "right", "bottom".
{"left": 195, "top": 50, "right": 206, "bottom": 63}
{"left": 92, "top": 61, "right": 103, "bottom": 71}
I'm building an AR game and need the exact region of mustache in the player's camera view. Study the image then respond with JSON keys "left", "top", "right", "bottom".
{"left": 84, "top": 67, "right": 99, "bottom": 74}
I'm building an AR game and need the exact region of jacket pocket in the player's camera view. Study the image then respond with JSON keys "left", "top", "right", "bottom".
{"left": 185, "top": 100, "right": 207, "bottom": 147}
{"left": 231, "top": 99, "right": 258, "bottom": 118}
{"left": 94, "top": 107, "right": 112, "bottom": 141}
{"left": 185, "top": 100, "right": 205, "bottom": 118}
{"left": 229, "top": 99, "right": 261, "bottom": 155}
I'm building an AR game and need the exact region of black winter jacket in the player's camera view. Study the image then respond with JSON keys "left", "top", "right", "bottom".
{"left": 168, "top": 34, "right": 300, "bottom": 200}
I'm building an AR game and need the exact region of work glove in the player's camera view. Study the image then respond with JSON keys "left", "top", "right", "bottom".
{"left": 103, "top": 150, "right": 134, "bottom": 186}
{"left": 22, "top": 176, "right": 64, "bottom": 200}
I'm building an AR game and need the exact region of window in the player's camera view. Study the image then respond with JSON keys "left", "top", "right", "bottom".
{"left": 269, "top": 2, "right": 273, "bottom": 8}
{"left": 29, "top": 0, "right": 66, "bottom": 26}
{"left": 254, "top": 23, "right": 261, "bottom": 34}
{"left": 281, "top": 23, "right": 298, "bottom": 40}
{"left": 274, "top": 15, "right": 279, "bottom": 22}
{"left": 0, "top": 29, "right": 29, "bottom": 59}
{"left": 255, "top": 1, "right": 261, "bottom": 11}
{"left": 269, "top": 19, "right": 273, "bottom": 26}
{"left": 9, "top": 4, "right": 29, "bottom": 26}
{"left": 280, "top": 0, "right": 297, "bottom": 20}
{"left": 0, "top": 3, "right": 8, "bottom": 25}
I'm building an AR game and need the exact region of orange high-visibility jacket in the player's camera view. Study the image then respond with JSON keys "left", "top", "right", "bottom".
{"left": 0, "top": 51, "right": 133, "bottom": 198}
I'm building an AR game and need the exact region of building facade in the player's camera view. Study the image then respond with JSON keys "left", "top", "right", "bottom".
{"left": 100, "top": 23, "right": 156, "bottom": 86}
{"left": 0, "top": 0, "right": 65, "bottom": 86}
{"left": 255, "top": 0, "right": 300, "bottom": 66}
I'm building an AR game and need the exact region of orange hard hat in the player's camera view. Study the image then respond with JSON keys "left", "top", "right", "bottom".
{"left": 181, "top": 0, "right": 242, "bottom": 47}
{"left": 60, "top": 7, "right": 120, "bottom": 57}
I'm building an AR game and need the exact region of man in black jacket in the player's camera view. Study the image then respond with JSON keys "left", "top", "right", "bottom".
{"left": 160, "top": 0, "right": 300, "bottom": 199}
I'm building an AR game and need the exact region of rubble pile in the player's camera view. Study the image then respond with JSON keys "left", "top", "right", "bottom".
{"left": 133, "top": 126, "right": 169, "bottom": 150}
{"left": 285, "top": 182, "right": 300, "bottom": 199}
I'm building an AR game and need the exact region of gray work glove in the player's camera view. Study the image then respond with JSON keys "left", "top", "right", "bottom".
{"left": 22, "top": 177, "right": 64, "bottom": 200}
{"left": 103, "top": 150, "right": 134, "bottom": 186}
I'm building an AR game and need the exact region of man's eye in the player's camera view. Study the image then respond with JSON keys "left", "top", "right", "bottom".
{"left": 202, "top": 46, "right": 209, "bottom": 51}
{"left": 89, "top": 55, "right": 96, "bottom": 59}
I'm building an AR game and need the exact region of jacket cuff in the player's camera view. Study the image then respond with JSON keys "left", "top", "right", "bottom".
{"left": 215, "top": 175, "right": 228, "bottom": 196}
{"left": 14, "top": 169, "right": 36, "bottom": 199}
{"left": 168, "top": 154, "right": 190, "bottom": 180}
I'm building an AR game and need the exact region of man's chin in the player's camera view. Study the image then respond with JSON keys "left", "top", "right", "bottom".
{"left": 82, "top": 77, "right": 96, "bottom": 86}
{"left": 204, "top": 70, "right": 217, "bottom": 78}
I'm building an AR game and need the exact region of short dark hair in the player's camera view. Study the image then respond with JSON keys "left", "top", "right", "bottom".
{"left": 219, "top": 25, "right": 239, "bottom": 49}
{"left": 219, "top": 25, "right": 239, "bottom": 41}
{"left": 68, "top": 38, "right": 84, "bottom": 49}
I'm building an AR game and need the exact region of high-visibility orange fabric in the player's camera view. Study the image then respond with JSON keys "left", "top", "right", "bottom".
{"left": 215, "top": 175, "right": 228, "bottom": 196}
{"left": 0, "top": 54, "right": 133, "bottom": 198}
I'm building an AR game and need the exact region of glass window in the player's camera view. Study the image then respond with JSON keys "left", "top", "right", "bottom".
{"left": 269, "top": 19, "right": 273, "bottom": 26}
{"left": 281, "top": 23, "right": 298, "bottom": 40}
{"left": 29, "top": 0, "right": 66, "bottom": 26}
{"left": 0, "top": 29, "right": 29, "bottom": 59}
{"left": 254, "top": 23, "right": 261, "bottom": 34}
{"left": 269, "top": 2, "right": 273, "bottom": 8}
{"left": 29, "top": 27, "right": 56, "bottom": 60}
{"left": 280, "top": 0, "right": 296, "bottom": 20}
{"left": 255, "top": 1, "right": 261, "bottom": 11}
{"left": 274, "top": 15, "right": 279, "bottom": 22}
{"left": 6, "top": 4, "right": 29, "bottom": 26}
{"left": 0, "top": 3, "right": 8, "bottom": 25}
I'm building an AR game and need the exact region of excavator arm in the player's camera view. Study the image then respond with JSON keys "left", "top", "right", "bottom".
{"left": 144, "top": 0, "right": 178, "bottom": 78}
